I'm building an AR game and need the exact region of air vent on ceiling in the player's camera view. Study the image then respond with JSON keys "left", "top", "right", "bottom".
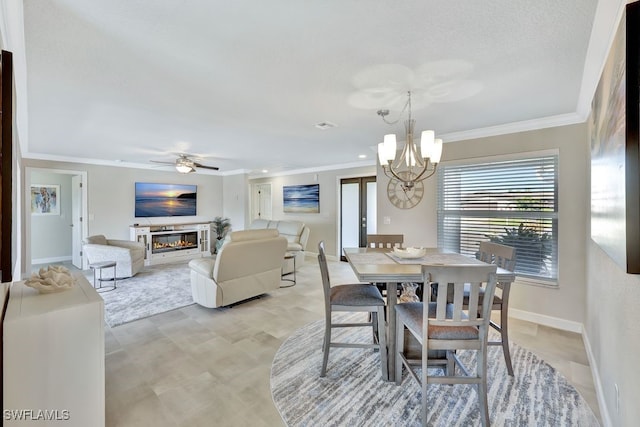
{"left": 315, "top": 121, "right": 337, "bottom": 130}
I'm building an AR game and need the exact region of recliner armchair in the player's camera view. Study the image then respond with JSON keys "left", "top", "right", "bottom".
{"left": 83, "top": 235, "right": 145, "bottom": 279}
{"left": 249, "top": 219, "right": 310, "bottom": 274}
{"left": 189, "top": 229, "right": 288, "bottom": 308}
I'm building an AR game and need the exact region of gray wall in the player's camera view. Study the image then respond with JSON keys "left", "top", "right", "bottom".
{"left": 250, "top": 165, "right": 376, "bottom": 258}
{"left": 29, "top": 171, "right": 72, "bottom": 262}
{"left": 586, "top": 240, "right": 640, "bottom": 426}
{"left": 377, "top": 124, "right": 590, "bottom": 326}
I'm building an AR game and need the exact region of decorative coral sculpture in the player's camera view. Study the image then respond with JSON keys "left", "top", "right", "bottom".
{"left": 24, "top": 265, "right": 76, "bottom": 293}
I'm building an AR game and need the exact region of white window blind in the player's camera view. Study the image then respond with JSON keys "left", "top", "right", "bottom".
{"left": 437, "top": 155, "right": 558, "bottom": 281}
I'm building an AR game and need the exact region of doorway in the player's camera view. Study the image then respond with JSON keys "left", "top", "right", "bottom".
{"left": 340, "top": 176, "right": 376, "bottom": 260}
{"left": 251, "top": 183, "right": 272, "bottom": 221}
{"left": 25, "top": 168, "right": 88, "bottom": 273}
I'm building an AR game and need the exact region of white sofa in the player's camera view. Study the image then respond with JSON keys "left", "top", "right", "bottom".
{"left": 249, "top": 219, "right": 310, "bottom": 274}
{"left": 188, "top": 229, "right": 287, "bottom": 308}
{"left": 83, "top": 235, "right": 145, "bottom": 279}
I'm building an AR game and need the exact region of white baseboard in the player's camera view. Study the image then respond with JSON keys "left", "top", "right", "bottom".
{"left": 508, "top": 308, "right": 583, "bottom": 333}
{"left": 581, "top": 329, "right": 612, "bottom": 427}
{"left": 32, "top": 256, "right": 72, "bottom": 265}
{"left": 510, "top": 308, "right": 610, "bottom": 425}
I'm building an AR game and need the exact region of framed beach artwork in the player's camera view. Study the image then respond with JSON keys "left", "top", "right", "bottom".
{"left": 589, "top": 2, "right": 640, "bottom": 274}
{"left": 30, "top": 184, "right": 60, "bottom": 216}
{"left": 283, "top": 184, "right": 319, "bottom": 213}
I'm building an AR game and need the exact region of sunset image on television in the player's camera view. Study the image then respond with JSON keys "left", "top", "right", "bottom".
{"left": 135, "top": 183, "right": 197, "bottom": 217}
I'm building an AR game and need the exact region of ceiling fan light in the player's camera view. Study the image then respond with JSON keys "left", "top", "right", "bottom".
{"left": 176, "top": 164, "right": 194, "bottom": 174}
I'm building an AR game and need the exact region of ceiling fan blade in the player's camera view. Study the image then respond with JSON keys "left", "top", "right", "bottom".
{"left": 193, "top": 162, "right": 219, "bottom": 171}
{"left": 149, "top": 160, "right": 175, "bottom": 166}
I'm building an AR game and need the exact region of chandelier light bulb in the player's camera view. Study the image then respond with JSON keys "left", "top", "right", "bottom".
{"left": 431, "top": 138, "right": 443, "bottom": 164}
{"left": 420, "top": 130, "right": 435, "bottom": 159}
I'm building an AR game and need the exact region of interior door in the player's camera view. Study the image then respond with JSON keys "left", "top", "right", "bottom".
{"left": 252, "top": 183, "right": 272, "bottom": 221}
{"left": 340, "top": 176, "right": 376, "bottom": 260}
{"left": 71, "top": 175, "right": 82, "bottom": 268}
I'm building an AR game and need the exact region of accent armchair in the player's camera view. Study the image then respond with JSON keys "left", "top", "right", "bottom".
{"left": 83, "top": 235, "right": 145, "bottom": 279}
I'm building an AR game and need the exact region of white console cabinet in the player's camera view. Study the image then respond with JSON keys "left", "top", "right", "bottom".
{"left": 130, "top": 222, "right": 211, "bottom": 266}
{"left": 3, "top": 275, "right": 105, "bottom": 427}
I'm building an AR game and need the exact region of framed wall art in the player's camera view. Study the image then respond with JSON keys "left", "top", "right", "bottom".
{"left": 283, "top": 184, "right": 319, "bottom": 213}
{"left": 30, "top": 184, "right": 60, "bottom": 216}
{"left": 589, "top": 2, "right": 640, "bottom": 274}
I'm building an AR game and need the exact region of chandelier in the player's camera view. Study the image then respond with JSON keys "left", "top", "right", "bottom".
{"left": 377, "top": 91, "right": 443, "bottom": 191}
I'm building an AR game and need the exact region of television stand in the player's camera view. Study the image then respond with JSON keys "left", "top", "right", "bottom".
{"left": 130, "top": 222, "right": 212, "bottom": 266}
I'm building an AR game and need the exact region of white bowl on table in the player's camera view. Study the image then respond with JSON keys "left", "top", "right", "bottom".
{"left": 392, "top": 247, "right": 426, "bottom": 259}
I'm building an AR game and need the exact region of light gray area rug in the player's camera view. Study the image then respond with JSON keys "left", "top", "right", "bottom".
{"left": 271, "top": 313, "right": 599, "bottom": 427}
{"left": 86, "top": 262, "right": 194, "bottom": 327}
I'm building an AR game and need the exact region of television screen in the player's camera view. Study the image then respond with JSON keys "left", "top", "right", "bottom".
{"left": 135, "top": 182, "right": 197, "bottom": 217}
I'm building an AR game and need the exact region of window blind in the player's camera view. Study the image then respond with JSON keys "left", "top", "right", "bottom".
{"left": 437, "top": 155, "right": 558, "bottom": 280}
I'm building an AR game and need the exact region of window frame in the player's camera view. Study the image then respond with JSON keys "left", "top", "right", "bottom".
{"left": 437, "top": 150, "right": 559, "bottom": 285}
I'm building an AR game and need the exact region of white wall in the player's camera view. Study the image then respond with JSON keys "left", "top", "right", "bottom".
{"left": 250, "top": 165, "right": 376, "bottom": 258}
{"left": 378, "top": 123, "right": 589, "bottom": 326}
{"left": 21, "top": 159, "right": 224, "bottom": 274}
{"left": 222, "top": 173, "right": 249, "bottom": 232}
{"left": 29, "top": 171, "right": 72, "bottom": 262}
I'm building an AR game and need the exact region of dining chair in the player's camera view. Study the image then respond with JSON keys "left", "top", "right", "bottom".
{"left": 366, "top": 234, "right": 404, "bottom": 249}
{"left": 471, "top": 241, "right": 517, "bottom": 376}
{"left": 395, "top": 264, "right": 497, "bottom": 427}
{"left": 366, "top": 234, "right": 407, "bottom": 298}
{"left": 317, "top": 241, "right": 388, "bottom": 379}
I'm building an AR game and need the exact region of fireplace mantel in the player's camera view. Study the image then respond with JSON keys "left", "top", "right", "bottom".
{"left": 130, "top": 222, "right": 212, "bottom": 266}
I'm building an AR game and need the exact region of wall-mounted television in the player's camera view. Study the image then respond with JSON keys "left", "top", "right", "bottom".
{"left": 135, "top": 182, "right": 197, "bottom": 218}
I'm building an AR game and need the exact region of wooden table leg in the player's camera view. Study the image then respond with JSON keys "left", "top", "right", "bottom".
{"left": 386, "top": 281, "right": 397, "bottom": 382}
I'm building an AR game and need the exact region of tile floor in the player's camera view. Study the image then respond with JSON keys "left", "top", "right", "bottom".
{"left": 94, "top": 257, "right": 601, "bottom": 426}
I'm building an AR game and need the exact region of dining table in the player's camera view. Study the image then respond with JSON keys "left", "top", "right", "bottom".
{"left": 343, "top": 247, "right": 517, "bottom": 382}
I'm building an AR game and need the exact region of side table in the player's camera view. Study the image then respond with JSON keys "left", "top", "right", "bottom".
{"left": 281, "top": 253, "right": 296, "bottom": 288}
{"left": 89, "top": 261, "right": 117, "bottom": 292}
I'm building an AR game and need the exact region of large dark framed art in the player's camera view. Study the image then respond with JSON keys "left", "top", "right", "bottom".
{"left": 590, "top": 2, "right": 640, "bottom": 274}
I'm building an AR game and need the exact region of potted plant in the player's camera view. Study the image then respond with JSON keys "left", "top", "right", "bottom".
{"left": 212, "top": 216, "right": 231, "bottom": 254}
{"left": 487, "top": 222, "right": 552, "bottom": 275}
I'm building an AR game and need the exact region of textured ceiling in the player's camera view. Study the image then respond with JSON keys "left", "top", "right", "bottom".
{"left": 14, "top": 0, "right": 612, "bottom": 175}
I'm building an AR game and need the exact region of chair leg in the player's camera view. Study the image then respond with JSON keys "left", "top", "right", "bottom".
{"left": 500, "top": 302, "right": 514, "bottom": 376}
{"left": 376, "top": 306, "right": 388, "bottom": 380}
{"left": 477, "top": 346, "right": 490, "bottom": 427}
{"left": 372, "top": 311, "right": 379, "bottom": 347}
{"left": 320, "top": 316, "right": 331, "bottom": 377}
{"left": 421, "top": 339, "right": 429, "bottom": 427}
{"left": 446, "top": 350, "right": 455, "bottom": 376}
{"left": 394, "top": 310, "right": 404, "bottom": 385}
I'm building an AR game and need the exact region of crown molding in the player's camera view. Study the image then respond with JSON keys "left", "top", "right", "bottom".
{"left": 441, "top": 112, "right": 584, "bottom": 143}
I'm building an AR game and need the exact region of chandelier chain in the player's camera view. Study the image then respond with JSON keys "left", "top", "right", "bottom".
{"left": 377, "top": 91, "right": 412, "bottom": 125}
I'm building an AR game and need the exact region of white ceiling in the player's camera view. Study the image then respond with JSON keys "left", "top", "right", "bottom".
{"left": 6, "top": 0, "right": 624, "bottom": 175}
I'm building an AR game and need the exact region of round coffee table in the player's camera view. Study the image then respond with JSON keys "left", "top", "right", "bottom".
{"left": 280, "top": 253, "right": 296, "bottom": 288}
{"left": 89, "top": 261, "right": 117, "bottom": 292}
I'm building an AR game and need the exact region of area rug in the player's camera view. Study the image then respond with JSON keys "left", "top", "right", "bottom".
{"left": 270, "top": 313, "right": 599, "bottom": 427}
{"left": 86, "top": 261, "right": 193, "bottom": 327}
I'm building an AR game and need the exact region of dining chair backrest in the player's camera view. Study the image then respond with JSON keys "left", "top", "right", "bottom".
{"left": 426, "top": 264, "right": 498, "bottom": 339}
{"left": 317, "top": 241, "right": 332, "bottom": 312}
{"left": 366, "top": 234, "right": 404, "bottom": 249}
{"left": 476, "top": 241, "right": 516, "bottom": 271}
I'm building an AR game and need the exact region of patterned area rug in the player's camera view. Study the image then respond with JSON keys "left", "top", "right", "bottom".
{"left": 86, "top": 261, "right": 194, "bottom": 327}
{"left": 271, "top": 313, "right": 600, "bottom": 427}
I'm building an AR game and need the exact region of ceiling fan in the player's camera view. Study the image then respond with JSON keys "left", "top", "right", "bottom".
{"left": 150, "top": 154, "right": 219, "bottom": 174}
